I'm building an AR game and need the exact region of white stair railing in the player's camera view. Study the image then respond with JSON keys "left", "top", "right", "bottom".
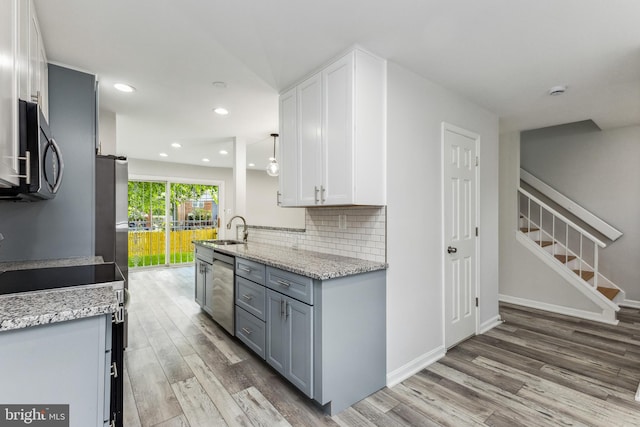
{"left": 518, "top": 187, "right": 607, "bottom": 290}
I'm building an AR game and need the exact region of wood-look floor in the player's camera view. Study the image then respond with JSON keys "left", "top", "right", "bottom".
{"left": 125, "top": 266, "right": 640, "bottom": 426}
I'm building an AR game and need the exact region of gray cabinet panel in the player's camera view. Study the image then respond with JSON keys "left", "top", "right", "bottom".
{"left": 266, "top": 289, "right": 286, "bottom": 376}
{"left": 286, "top": 297, "right": 313, "bottom": 397}
{"left": 195, "top": 259, "right": 205, "bottom": 307}
{"left": 236, "top": 258, "right": 266, "bottom": 284}
{"left": 266, "top": 267, "right": 314, "bottom": 305}
{"left": 236, "top": 276, "right": 266, "bottom": 321}
{"left": 235, "top": 307, "right": 266, "bottom": 359}
{"left": 0, "top": 315, "right": 111, "bottom": 426}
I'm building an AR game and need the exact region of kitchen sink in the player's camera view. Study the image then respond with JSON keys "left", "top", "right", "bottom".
{"left": 204, "top": 239, "right": 245, "bottom": 246}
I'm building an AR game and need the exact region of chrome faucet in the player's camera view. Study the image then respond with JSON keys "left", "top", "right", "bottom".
{"left": 226, "top": 215, "right": 248, "bottom": 242}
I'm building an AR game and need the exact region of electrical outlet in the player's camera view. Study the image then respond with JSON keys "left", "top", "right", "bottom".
{"left": 339, "top": 214, "right": 347, "bottom": 230}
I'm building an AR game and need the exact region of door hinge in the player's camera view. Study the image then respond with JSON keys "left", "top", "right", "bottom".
{"left": 475, "top": 297, "right": 479, "bottom": 307}
{"left": 475, "top": 227, "right": 478, "bottom": 237}
{"left": 475, "top": 156, "right": 478, "bottom": 167}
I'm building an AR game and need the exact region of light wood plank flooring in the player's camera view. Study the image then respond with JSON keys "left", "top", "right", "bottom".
{"left": 126, "top": 266, "right": 640, "bottom": 426}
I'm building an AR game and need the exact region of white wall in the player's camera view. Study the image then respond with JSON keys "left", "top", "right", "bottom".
{"left": 499, "top": 132, "right": 602, "bottom": 314}
{"left": 385, "top": 62, "right": 499, "bottom": 384}
{"left": 246, "top": 169, "right": 305, "bottom": 229}
{"left": 98, "top": 109, "right": 116, "bottom": 155}
{"left": 520, "top": 125, "right": 640, "bottom": 303}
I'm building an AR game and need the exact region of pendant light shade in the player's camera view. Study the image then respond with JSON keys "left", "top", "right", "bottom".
{"left": 266, "top": 133, "right": 279, "bottom": 177}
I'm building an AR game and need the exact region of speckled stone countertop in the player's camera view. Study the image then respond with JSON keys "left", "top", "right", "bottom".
{"left": 0, "top": 286, "right": 117, "bottom": 331}
{"left": 0, "top": 256, "right": 104, "bottom": 272}
{"left": 0, "top": 257, "right": 117, "bottom": 332}
{"left": 194, "top": 241, "right": 387, "bottom": 280}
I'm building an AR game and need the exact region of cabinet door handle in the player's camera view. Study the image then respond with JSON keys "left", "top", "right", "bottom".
{"left": 280, "top": 299, "right": 285, "bottom": 317}
{"left": 242, "top": 327, "right": 253, "bottom": 335}
{"left": 277, "top": 191, "right": 282, "bottom": 206}
{"left": 276, "top": 280, "right": 290, "bottom": 288}
{"left": 242, "top": 294, "right": 253, "bottom": 301}
{"left": 320, "top": 185, "right": 326, "bottom": 203}
{"left": 285, "top": 301, "right": 289, "bottom": 320}
{"left": 314, "top": 186, "right": 319, "bottom": 204}
{"left": 110, "top": 362, "right": 118, "bottom": 378}
{"left": 240, "top": 266, "right": 251, "bottom": 272}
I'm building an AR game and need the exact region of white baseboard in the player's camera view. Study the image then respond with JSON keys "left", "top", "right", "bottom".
{"left": 479, "top": 315, "right": 503, "bottom": 334}
{"left": 386, "top": 345, "right": 445, "bottom": 388}
{"left": 499, "top": 294, "right": 619, "bottom": 325}
{"left": 620, "top": 299, "right": 640, "bottom": 309}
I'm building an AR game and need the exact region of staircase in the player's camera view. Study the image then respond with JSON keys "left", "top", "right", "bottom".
{"left": 517, "top": 187, "right": 624, "bottom": 324}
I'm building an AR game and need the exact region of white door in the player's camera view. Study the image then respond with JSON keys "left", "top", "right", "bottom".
{"left": 296, "top": 73, "right": 322, "bottom": 205}
{"left": 443, "top": 123, "right": 478, "bottom": 348}
{"left": 278, "top": 87, "right": 298, "bottom": 206}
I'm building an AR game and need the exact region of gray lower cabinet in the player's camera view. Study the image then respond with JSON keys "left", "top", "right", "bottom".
{"left": 233, "top": 256, "right": 386, "bottom": 415}
{"left": 266, "top": 289, "right": 313, "bottom": 397}
{"left": 195, "top": 257, "right": 213, "bottom": 314}
{"left": 0, "top": 315, "right": 112, "bottom": 426}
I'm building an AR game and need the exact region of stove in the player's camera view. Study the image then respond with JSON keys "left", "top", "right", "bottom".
{"left": 0, "top": 263, "right": 124, "bottom": 295}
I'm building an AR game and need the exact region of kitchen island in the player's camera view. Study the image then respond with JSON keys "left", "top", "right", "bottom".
{"left": 0, "top": 259, "right": 122, "bottom": 427}
{"left": 193, "top": 240, "right": 387, "bottom": 415}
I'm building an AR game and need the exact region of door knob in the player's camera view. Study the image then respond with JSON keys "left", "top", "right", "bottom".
{"left": 447, "top": 246, "right": 458, "bottom": 254}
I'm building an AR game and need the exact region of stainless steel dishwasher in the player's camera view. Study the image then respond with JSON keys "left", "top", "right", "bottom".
{"left": 211, "top": 251, "right": 235, "bottom": 335}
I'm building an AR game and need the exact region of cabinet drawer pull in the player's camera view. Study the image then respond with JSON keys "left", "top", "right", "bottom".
{"left": 277, "top": 280, "right": 290, "bottom": 287}
{"left": 240, "top": 266, "right": 251, "bottom": 272}
{"left": 241, "top": 327, "right": 253, "bottom": 335}
{"left": 242, "top": 294, "right": 253, "bottom": 301}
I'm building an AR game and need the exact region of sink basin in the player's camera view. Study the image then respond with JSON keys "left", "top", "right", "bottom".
{"left": 204, "top": 239, "right": 245, "bottom": 246}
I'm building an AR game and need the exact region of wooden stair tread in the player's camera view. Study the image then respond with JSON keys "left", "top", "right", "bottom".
{"left": 534, "top": 241, "right": 553, "bottom": 247}
{"left": 597, "top": 287, "right": 620, "bottom": 301}
{"left": 520, "top": 227, "right": 540, "bottom": 233}
{"left": 573, "top": 270, "right": 595, "bottom": 281}
{"left": 554, "top": 254, "right": 577, "bottom": 263}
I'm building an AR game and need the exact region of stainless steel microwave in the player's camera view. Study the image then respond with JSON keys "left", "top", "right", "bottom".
{"left": 0, "top": 100, "right": 64, "bottom": 201}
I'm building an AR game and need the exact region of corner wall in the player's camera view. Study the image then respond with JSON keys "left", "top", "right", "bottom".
{"left": 385, "top": 62, "right": 499, "bottom": 384}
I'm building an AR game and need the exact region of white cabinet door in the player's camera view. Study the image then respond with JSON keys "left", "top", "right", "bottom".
{"left": 0, "top": 0, "right": 19, "bottom": 187}
{"left": 278, "top": 87, "right": 298, "bottom": 206}
{"left": 322, "top": 54, "right": 354, "bottom": 205}
{"left": 29, "top": 11, "right": 39, "bottom": 104}
{"left": 17, "top": 0, "right": 28, "bottom": 101}
{"left": 296, "top": 73, "right": 322, "bottom": 206}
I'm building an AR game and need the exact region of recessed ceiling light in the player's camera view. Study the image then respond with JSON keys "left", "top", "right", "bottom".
{"left": 548, "top": 85, "right": 567, "bottom": 96}
{"left": 171, "top": 142, "right": 182, "bottom": 148}
{"left": 202, "top": 158, "right": 210, "bottom": 162}
{"left": 212, "top": 81, "right": 227, "bottom": 89}
{"left": 114, "top": 83, "right": 135, "bottom": 93}
{"left": 213, "top": 107, "right": 229, "bottom": 115}
{"left": 159, "top": 152, "right": 168, "bottom": 157}
{"left": 219, "top": 150, "right": 228, "bottom": 155}
{"left": 248, "top": 163, "right": 255, "bottom": 167}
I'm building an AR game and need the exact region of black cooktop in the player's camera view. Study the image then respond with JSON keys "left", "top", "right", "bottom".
{"left": 0, "top": 263, "right": 123, "bottom": 296}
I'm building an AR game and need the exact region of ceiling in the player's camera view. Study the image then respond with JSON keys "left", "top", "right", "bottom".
{"left": 34, "top": 0, "right": 640, "bottom": 169}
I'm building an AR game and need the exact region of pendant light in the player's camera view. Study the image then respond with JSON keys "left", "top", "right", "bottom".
{"left": 266, "top": 133, "right": 280, "bottom": 177}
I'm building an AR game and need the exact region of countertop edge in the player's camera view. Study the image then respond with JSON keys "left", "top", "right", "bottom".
{"left": 194, "top": 241, "right": 388, "bottom": 280}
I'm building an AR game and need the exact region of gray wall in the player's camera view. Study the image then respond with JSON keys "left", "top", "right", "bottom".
{"left": 520, "top": 125, "right": 640, "bottom": 302}
{"left": 499, "top": 131, "right": 602, "bottom": 314}
{"left": 0, "top": 65, "right": 96, "bottom": 261}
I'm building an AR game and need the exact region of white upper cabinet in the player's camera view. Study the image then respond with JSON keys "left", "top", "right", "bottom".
{"left": 0, "top": 0, "right": 19, "bottom": 187}
{"left": 278, "top": 48, "right": 386, "bottom": 207}
{"left": 0, "top": 0, "right": 48, "bottom": 187}
{"left": 278, "top": 87, "right": 298, "bottom": 207}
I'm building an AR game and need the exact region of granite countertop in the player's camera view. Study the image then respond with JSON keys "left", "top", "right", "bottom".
{"left": 0, "top": 256, "right": 117, "bottom": 332}
{"left": 194, "top": 241, "right": 387, "bottom": 280}
{"left": 0, "top": 286, "right": 117, "bottom": 331}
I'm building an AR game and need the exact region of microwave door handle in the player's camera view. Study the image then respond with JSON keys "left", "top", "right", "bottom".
{"left": 49, "top": 138, "right": 64, "bottom": 194}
